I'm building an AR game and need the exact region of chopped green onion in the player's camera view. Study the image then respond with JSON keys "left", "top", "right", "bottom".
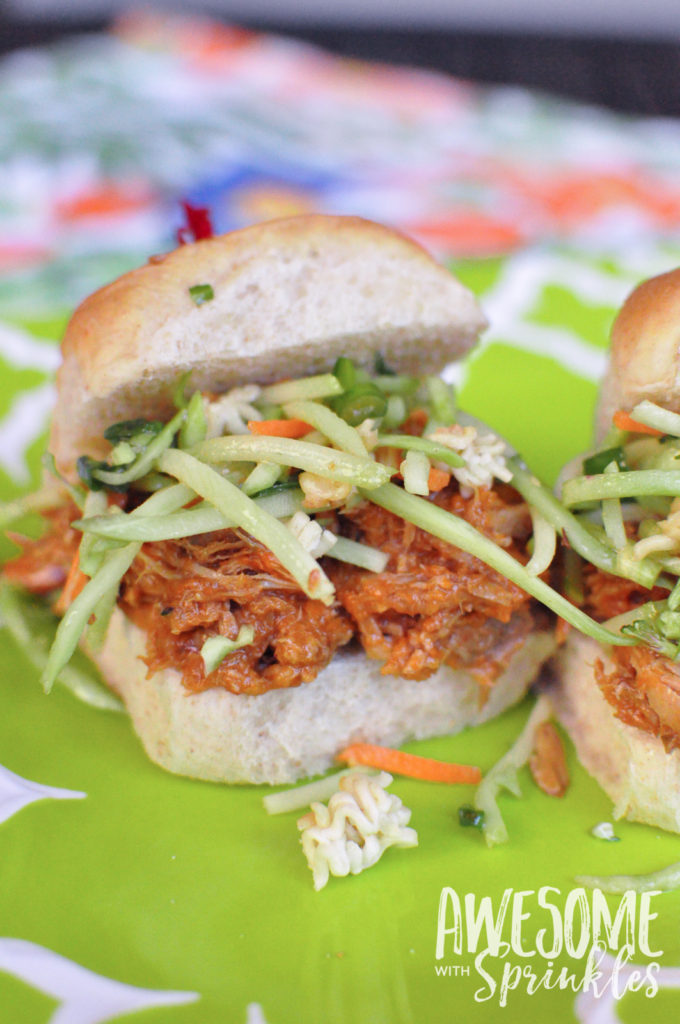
{"left": 458, "top": 805, "right": 485, "bottom": 829}
{"left": 259, "top": 374, "right": 343, "bottom": 405}
{"left": 630, "top": 400, "right": 680, "bottom": 438}
{"left": 282, "top": 400, "right": 368, "bottom": 457}
{"left": 363, "top": 481, "right": 636, "bottom": 647}
{"left": 0, "top": 584, "right": 125, "bottom": 712}
{"left": 377, "top": 434, "right": 465, "bottom": 469}
{"left": 326, "top": 536, "right": 389, "bottom": 573}
{"left": 188, "top": 283, "right": 214, "bottom": 305}
{"left": 475, "top": 695, "right": 553, "bottom": 847}
{"left": 401, "top": 449, "right": 430, "bottom": 495}
{"left": 563, "top": 470, "right": 680, "bottom": 506}
{"left": 332, "top": 356, "right": 357, "bottom": 391}
{"left": 582, "top": 446, "right": 627, "bottom": 475}
{"left": 201, "top": 625, "right": 254, "bottom": 674}
{"left": 103, "top": 418, "right": 165, "bottom": 446}
{"left": 575, "top": 859, "right": 680, "bottom": 893}
{"left": 525, "top": 508, "right": 557, "bottom": 577}
{"left": 158, "top": 449, "right": 334, "bottom": 604}
{"left": 331, "top": 383, "right": 388, "bottom": 426}
{"left": 91, "top": 408, "right": 186, "bottom": 488}
{"left": 193, "top": 435, "right": 390, "bottom": 489}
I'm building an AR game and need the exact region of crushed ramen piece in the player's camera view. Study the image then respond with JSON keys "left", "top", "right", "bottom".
{"left": 356, "top": 418, "right": 379, "bottom": 451}
{"left": 428, "top": 424, "right": 511, "bottom": 493}
{"left": 204, "top": 385, "right": 262, "bottom": 436}
{"left": 297, "top": 771, "right": 418, "bottom": 890}
{"left": 299, "top": 471, "right": 353, "bottom": 510}
{"left": 287, "top": 510, "right": 337, "bottom": 558}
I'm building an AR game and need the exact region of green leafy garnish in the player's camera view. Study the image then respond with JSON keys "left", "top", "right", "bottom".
{"left": 582, "top": 446, "right": 628, "bottom": 475}
{"left": 188, "top": 283, "right": 214, "bottom": 306}
{"left": 458, "top": 805, "right": 485, "bottom": 829}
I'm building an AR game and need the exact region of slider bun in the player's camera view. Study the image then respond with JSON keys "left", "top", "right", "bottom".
{"left": 597, "top": 267, "right": 680, "bottom": 438}
{"left": 553, "top": 633, "right": 680, "bottom": 833}
{"left": 93, "top": 608, "right": 555, "bottom": 784}
{"left": 50, "top": 214, "right": 486, "bottom": 477}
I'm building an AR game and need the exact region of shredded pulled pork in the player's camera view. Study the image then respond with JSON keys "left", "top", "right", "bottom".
{"left": 584, "top": 565, "right": 680, "bottom": 750}
{"left": 326, "top": 483, "right": 536, "bottom": 683}
{"left": 120, "top": 532, "right": 353, "bottom": 696}
{"left": 3, "top": 481, "right": 538, "bottom": 695}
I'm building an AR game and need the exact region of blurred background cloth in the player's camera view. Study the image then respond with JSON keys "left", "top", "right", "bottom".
{"left": 2, "top": 7, "right": 680, "bottom": 487}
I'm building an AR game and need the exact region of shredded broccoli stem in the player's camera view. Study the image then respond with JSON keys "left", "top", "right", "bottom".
{"left": 192, "top": 435, "right": 389, "bottom": 488}
{"left": 575, "top": 859, "right": 680, "bottom": 894}
{"left": 259, "top": 373, "right": 343, "bottom": 405}
{"left": 601, "top": 461, "right": 627, "bottom": 551}
{"left": 377, "top": 433, "right": 465, "bottom": 469}
{"left": 630, "top": 400, "right": 680, "bottom": 438}
{"left": 362, "top": 481, "right": 636, "bottom": 646}
{"left": 281, "top": 399, "right": 368, "bottom": 456}
{"left": 563, "top": 469, "right": 680, "bottom": 506}
{"left": 158, "top": 449, "right": 335, "bottom": 605}
{"left": 525, "top": 507, "right": 557, "bottom": 577}
{"left": 401, "top": 449, "right": 430, "bottom": 495}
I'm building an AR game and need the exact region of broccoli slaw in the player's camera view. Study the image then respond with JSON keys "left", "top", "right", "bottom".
{"left": 2, "top": 355, "right": 649, "bottom": 698}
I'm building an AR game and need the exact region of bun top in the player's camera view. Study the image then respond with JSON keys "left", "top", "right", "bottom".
{"left": 49, "top": 214, "right": 486, "bottom": 475}
{"left": 597, "top": 267, "right": 680, "bottom": 437}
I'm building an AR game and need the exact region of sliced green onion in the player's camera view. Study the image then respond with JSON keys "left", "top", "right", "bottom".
{"left": 582, "top": 446, "right": 627, "bottom": 476}
{"left": 158, "top": 449, "right": 334, "bottom": 605}
{"left": 630, "top": 400, "right": 680, "bottom": 438}
{"left": 92, "top": 408, "right": 186, "bottom": 488}
{"left": 563, "top": 470, "right": 680, "bottom": 506}
{"left": 425, "top": 376, "right": 456, "bottom": 426}
{"left": 193, "top": 435, "right": 389, "bottom": 489}
{"left": 401, "top": 449, "right": 430, "bottom": 495}
{"left": 242, "top": 462, "right": 281, "bottom": 496}
{"left": 377, "top": 434, "right": 465, "bottom": 469}
{"left": 331, "top": 384, "right": 388, "bottom": 427}
{"left": 601, "top": 462, "right": 627, "bottom": 551}
{"left": 327, "top": 536, "right": 389, "bottom": 573}
{"left": 282, "top": 400, "right": 368, "bottom": 456}
{"left": 363, "top": 481, "right": 636, "bottom": 647}
{"left": 0, "top": 584, "right": 125, "bottom": 712}
{"left": 259, "top": 374, "right": 343, "bottom": 405}
{"left": 475, "top": 695, "right": 553, "bottom": 847}
{"left": 179, "top": 390, "right": 207, "bottom": 449}
{"left": 188, "top": 283, "right": 214, "bottom": 306}
{"left": 575, "top": 859, "right": 680, "bottom": 894}
{"left": 525, "top": 508, "right": 557, "bottom": 577}
{"left": 201, "top": 625, "right": 254, "bottom": 674}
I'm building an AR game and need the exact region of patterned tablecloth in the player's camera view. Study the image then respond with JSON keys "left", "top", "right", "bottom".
{"left": 2, "top": 12, "right": 680, "bottom": 1024}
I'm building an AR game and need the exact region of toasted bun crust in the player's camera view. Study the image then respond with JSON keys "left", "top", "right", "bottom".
{"left": 553, "top": 633, "right": 680, "bottom": 833}
{"left": 50, "top": 214, "right": 486, "bottom": 476}
{"left": 597, "top": 267, "right": 680, "bottom": 437}
{"left": 91, "top": 608, "right": 555, "bottom": 784}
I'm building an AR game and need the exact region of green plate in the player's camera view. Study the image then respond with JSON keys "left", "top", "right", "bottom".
{"left": 2, "top": 253, "right": 680, "bottom": 1024}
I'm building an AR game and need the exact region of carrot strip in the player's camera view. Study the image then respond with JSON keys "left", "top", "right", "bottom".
{"left": 336, "top": 743, "right": 482, "bottom": 784}
{"left": 53, "top": 552, "right": 88, "bottom": 615}
{"left": 247, "top": 418, "right": 312, "bottom": 438}
{"left": 428, "top": 467, "right": 451, "bottom": 492}
{"left": 612, "top": 410, "right": 663, "bottom": 437}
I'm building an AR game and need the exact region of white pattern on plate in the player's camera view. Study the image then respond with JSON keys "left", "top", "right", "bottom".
{"left": 0, "top": 938, "right": 199, "bottom": 1023}
{"left": 0, "top": 762, "right": 85, "bottom": 825}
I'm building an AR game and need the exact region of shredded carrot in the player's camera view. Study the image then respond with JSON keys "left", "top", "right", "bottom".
{"left": 53, "top": 552, "right": 88, "bottom": 616}
{"left": 612, "top": 410, "right": 663, "bottom": 437}
{"left": 247, "top": 418, "right": 312, "bottom": 439}
{"left": 428, "top": 467, "right": 451, "bottom": 492}
{"left": 336, "top": 743, "right": 482, "bottom": 784}
{"left": 555, "top": 617, "right": 571, "bottom": 646}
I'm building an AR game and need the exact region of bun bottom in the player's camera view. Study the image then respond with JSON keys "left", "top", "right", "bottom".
{"left": 554, "top": 633, "right": 680, "bottom": 833}
{"left": 93, "top": 608, "right": 555, "bottom": 784}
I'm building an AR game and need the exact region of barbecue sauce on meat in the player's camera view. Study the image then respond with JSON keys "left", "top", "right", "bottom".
{"left": 4, "top": 481, "right": 540, "bottom": 696}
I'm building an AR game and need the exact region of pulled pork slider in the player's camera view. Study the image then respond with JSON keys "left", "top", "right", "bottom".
{"left": 555, "top": 268, "right": 680, "bottom": 833}
{"left": 5, "top": 214, "right": 560, "bottom": 784}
